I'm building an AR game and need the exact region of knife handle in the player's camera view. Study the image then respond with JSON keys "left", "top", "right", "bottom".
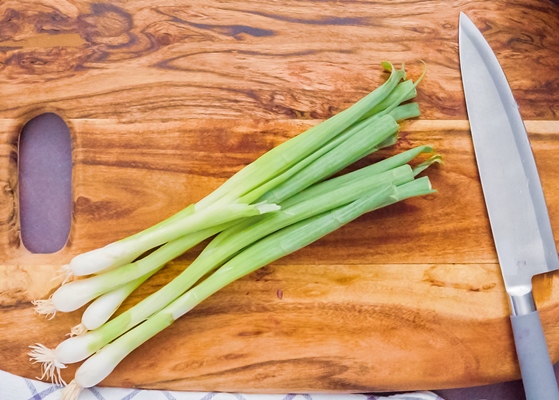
{"left": 510, "top": 297, "right": 559, "bottom": 400}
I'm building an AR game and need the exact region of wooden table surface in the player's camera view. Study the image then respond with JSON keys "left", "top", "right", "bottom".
{"left": 1, "top": 0, "right": 559, "bottom": 397}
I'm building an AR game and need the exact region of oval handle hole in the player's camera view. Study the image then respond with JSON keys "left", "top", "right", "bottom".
{"left": 19, "top": 113, "right": 72, "bottom": 254}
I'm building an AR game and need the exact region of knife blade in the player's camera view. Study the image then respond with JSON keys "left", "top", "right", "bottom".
{"left": 459, "top": 12, "right": 559, "bottom": 400}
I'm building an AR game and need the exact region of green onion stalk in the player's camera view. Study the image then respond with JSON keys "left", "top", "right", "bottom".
{"left": 30, "top": 147, "right": 439, "bottom": 393}
{"left": 28, "top": 63, "right": 439, "bottom": 394}
{"left": 61, "top": 175, "right": 436, "bottom": 399}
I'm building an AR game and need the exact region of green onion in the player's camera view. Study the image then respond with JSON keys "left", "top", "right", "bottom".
{"left": 70, "top": 279, "right": 145, "bottom": 335}
{"left": 62, "top": 177, "right": 435, "bottom": 396}
{"left": 28, "top": 63, "right": 438, "bottom": 396}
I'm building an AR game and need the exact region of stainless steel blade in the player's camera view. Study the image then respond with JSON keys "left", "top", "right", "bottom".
{"left": 459, "top": 13, "right": 559, "bottom": 303}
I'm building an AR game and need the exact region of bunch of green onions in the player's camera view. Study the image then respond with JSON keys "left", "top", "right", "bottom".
{"left": 29, "top": 62, "right": 440, "bottom": 400}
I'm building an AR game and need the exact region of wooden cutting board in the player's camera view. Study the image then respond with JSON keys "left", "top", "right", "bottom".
{"left": 2, "top": 0, "right": 559, "bottom": 393}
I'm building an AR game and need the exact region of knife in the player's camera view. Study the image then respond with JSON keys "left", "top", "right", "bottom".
{"left": 459, "top": 12, "right": 559, "bottom": 400}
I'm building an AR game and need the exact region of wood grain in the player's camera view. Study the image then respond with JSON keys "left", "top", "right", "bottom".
{"left": 0, "top": 0, "right": 558, "bottom": 121}
{"left": 1, "top": 0, "right": 559, "bottom": 394}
